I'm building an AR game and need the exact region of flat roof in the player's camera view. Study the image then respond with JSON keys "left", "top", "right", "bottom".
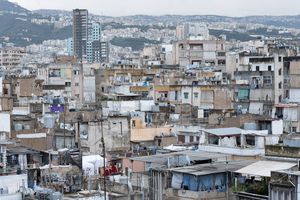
{"left": 8, "top": 146, "right": 40, "bottom": 155}
{"left": 235, "top": 161, "right": 297, "bottom": 177}
{"left": 170, "top": 160, "right": 254, "bottom": 176}
{"left": 204, "top": 127, "right": 242, "bottom": 136}
{"left": 130, "top": 150, "right": 228, "bottom": 165}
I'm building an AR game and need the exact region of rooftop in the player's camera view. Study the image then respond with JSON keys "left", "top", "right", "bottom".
{"left": 204, "top": 127, "right": 242, "bottom": 136}
{"left": 130, "top": 150, "right": 229, "bottom": 169}
{"left": 235, "top": 161, "right": 297, "bottom": 177}
{"left": 170, "top": 160, "right": 254, "bottom": 176}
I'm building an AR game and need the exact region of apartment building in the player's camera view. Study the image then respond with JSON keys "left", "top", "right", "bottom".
{"left": 0, "top": 47, "right": 26, "bottom": 67}
{"left": 175, "top": 37, "right": 226, "bottom": 69}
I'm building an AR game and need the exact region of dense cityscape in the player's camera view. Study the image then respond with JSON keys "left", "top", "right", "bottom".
{"left": 1, "top": 0, "right": 300, "bottom": 199}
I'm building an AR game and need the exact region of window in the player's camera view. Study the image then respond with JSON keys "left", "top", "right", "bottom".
{"left": 256, "top": 66, "right": 260, "bottom": 71}
{"left": 194, "top": 92, "right": 199, "bottom": 98}
{"left": 279, "top": 95, "right": 282, "bottom": 103}
{"left": 263, "top": 76, "right": 272, "bottom": 85}
{"left": 278, "top": 57, "right": 282, "bottom": 62}
{"left": 190, "top": 136, "right": 194, "bottom": 142}
{"left": 238, "top": 89, "right": 249, "bottom": 100}
{"left": 184, "top": 92, "right": 189, "bottom": 99}
{"left": 75, "top": 83, "right": 79, "bottom": 86}
{"left": 285, "top": 90, "right": 289, "bottom": 98}
{"left": 65, "top": 82, "right": 71, "bottom": 87}
{"left": 279, "top": 82, "right": 282, "bottom": 89}
{"left": 73, "top": 70, "right": 80, "bottom": 75}
{"left": 3, "top": 88, "right": 8, "bottom": 95}
{"left": 217, "top": 52, "right": 225, "bottom": 57}
{"left": 279, "top": 68, "right": 282, "bottom": 76}
{"left": 218, "top": 60, "right": 226, "bottom": 65}
{"left": 204, "top": 109, "right": 209, "bottom": 118}
{"left": 268, "top": 65, "right": 272, "bottom": 71}
{"left": 246, "top": 135, "right": 255, "bottom": 146}
{"left": 292, "top": 127, "right": 297, "bottom": 133}
{"left": 178, "top": 135, "right": 185, "bottom": 143}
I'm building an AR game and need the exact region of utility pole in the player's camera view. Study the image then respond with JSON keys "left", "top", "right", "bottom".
{"left": 101, "top": 119, "right": 106, "bottom": 200}
{"left": 120, "top": 121, "right": 123, "bottom": 148}
{"left": 226, "top": 157, "right": 229, "bottom": 200}
{"left": 63, "top": 102, "right": 66, "bottom": 148}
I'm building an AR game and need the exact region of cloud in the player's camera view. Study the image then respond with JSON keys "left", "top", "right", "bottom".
{"left": 12, "top": 0, "right": 300, "bottom": 16}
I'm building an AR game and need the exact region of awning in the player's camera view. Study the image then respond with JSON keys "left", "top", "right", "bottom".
{"left": 235, "top": 161, "right": 296, "bottom": 177}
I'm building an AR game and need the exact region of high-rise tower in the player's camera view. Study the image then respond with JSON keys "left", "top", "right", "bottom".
{"left": 73, "top": 9, "right": 88, "bottom": 61}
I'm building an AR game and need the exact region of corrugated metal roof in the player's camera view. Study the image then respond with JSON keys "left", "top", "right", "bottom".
{"left": 170, "top": 160, "right": 254, "bottom": 176}
{"left": 235, "top": 161, "right": 297, "bottom": 177}
{"left": 204, "top": 127, "right": 242, "bottom": 136}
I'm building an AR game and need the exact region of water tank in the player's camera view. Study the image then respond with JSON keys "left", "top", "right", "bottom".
{"left": 14, "top": 124, "right": 23, "bottom": 131}
{"left": 24, "top": 125, "right": 31, "bottom": 130}
{"left": 51, "top": 192, "right": 62, "bottom": 200}
{"left": 244, "top": 123, "right": 257, "bottom": 130}
{"left": 44, "top": 114, "right": 56, "bottom": 128}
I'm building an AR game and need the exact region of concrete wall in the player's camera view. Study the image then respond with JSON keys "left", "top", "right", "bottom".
{"left": 289, "top": 89, "right": 300, "bottom": 103}
{"left": 131, "top": 127, "right": 171, "bottom": 142}
{"left": 166, "top": 188, "right": 226, "bottom": 200}
{"left": 250, "top": 62, "right": 274, "bottom": 72}
{"left": 283, "top": 107, "right": 298, "bottom": 122}
{"left": 266, "top": 145, "right": 300, "bottom": 158}
{"left": 0, "top": 174, "right": 27, "bottom": 194}
{"left": 200, "top": 90, "right": 214, "bottom": 109}
{"left": 214, "top": 88, "right": 232, "bottom": 109}
{"left": 198, "top": 144, "right": 264, "bottom": 156}
{"left": 122, "top": 158, "right": 145, "bottom": 173}
{"left": 0, "top": 193, "right": 22, "bottom": 200}
{"left": 274, "top": 54, "right": 284, "bottom": 104}
{"left": 250, "top": 89, "right": 274, "bottom": 101}
{"left": 83, "top": 76, "right": 95, "bottom": 103}
{"left": 107, "top": 101, "right": 140, "bottom": 115}
{"left": 181, "top": 86, "right": 201, "bottom": 106}
{"left": 272, "top": 120, "right": 283, "bottom": 135}
{"left": 81, "top": 117, "right": 130, "bottom": 153}
{"left": 71, "top": 64, "right": 84, "bottom": 106}
{"left": 0, "top": 113, "right": 10, "bottom": 134}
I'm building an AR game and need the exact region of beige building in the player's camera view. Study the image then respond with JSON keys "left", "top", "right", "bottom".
{"left": 174, "top": 38, "right": 226, "bottom": 69}
{"left": 0, "top": 47, "right": 26, "bottom": 67}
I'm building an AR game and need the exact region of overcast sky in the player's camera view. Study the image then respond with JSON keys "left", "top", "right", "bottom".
{"left": 11, "top": 0, "right": 300, "bottom": 17}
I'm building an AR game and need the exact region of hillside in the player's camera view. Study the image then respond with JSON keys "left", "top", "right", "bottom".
{"left": 0, "top": 1, "right": 72, "bottom": 46}
{"left": 0, "top": 0, "right": 28, "bottom": 13}
{"left": 0, "top": 1, "right": 299, "bottom": 47}
{"left": 33, "top": 9, "right": 72, "bottom": 17}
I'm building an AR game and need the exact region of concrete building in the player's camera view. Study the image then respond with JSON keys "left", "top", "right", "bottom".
{"left": 176, "top": 23, "right": 209, "bottom": 40}
{"left": 71, "top": 64, "right": 84, "bottom": 107}
{"left": 86, "top": 22, "right": 107, "bottom": 63}
{"left": 175, "top": 38, "right": 226, "bottom": 69}
{"left": 73, "top": 9, "right": 88, "bottom": 61}
{"left": 0, "top": 47, "right": 26, "bottom": 67}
